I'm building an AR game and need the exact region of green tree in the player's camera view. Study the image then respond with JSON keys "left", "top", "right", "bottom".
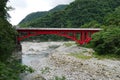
{"left": 0, "top": 0, "right": 16, "bottom": 61}
{"left": 104, "top": 6, "right": 120, "bottom": 26}
{"left": 0, "top": 19, "right": 16, "bottom": 61}
{"left": 0, "top": 1, "right": 34, "bottom": 80}
{"left": 0, "top": 0, "right": 8, "bottom": 19}
{"left": 81, "top": 21, "right": 101, "bottom": 28}
{"left": 89, "top": 27, "right": 120, "bottom": 55}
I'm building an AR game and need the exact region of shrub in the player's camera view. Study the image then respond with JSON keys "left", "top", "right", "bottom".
{"left": 89, "top": 27, "right": 120, "bottom": 55}
{"left": 0, "top": 58, "right": 34, "bottom": 80}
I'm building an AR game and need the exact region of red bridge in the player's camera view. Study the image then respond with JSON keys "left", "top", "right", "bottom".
{"left": 17, "top": 28, "right": 101, "bottom": 45}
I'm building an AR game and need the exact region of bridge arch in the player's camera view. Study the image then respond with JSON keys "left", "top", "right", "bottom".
{"left": 17, "top": 28, "right": 101, "bottom": 45}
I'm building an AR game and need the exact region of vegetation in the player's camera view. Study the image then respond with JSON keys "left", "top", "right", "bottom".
{"left": 41, "top": 66, "right": 50, "bottom": 74}
{"left": 0, "top": 19, "right": 16, "bottom": 61}
{"left": 19, "top": 5, "right": 67, "bottom": 27}
{"left": 51, "top": 76, "right": 66, "bottom": 80}
{"left": 93, "top": 52, "right": 120, "bottom": 60}
{"left": 88, "top": 27, "right": 120, "bottom": 58}
{"left": 63, "top": 42, "right": 75, "bottom": 47}
{"left": 19, "top": 0, "right": 120, "bottom": 28}
{"left": 0, "top": 59, "right": 34, "bottom": 80}
{"left": 68, "top": 53, "right": 92, "bottom": 59}
{"left": 0, "top": 0, "right": 16, "bottom": 61}
{"left": 0, "top": 0, "right": 34, "bottom": 80}
{"left": 87, "top": 6, "right": 120, "bottom": 58}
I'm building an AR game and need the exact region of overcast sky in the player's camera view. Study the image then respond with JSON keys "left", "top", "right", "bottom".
{"left": 7, "top": 0, "right": 74, "bottom": 25}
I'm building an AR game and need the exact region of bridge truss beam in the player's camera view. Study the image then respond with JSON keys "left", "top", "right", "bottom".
{"left": 17, "top": 28, "right": 101, "bottom": 45}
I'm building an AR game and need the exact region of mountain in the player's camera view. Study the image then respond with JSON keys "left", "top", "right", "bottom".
{"left": 49, "top": 5, "right": 67, "bottom": 12}
{"left": 19, "top": 11, "right": 47, "bottom": 24}
{"left": 19, "top": 5, "right": 67, "bottom": 25}
{"left": 19, "top": 0, "right": 120, "bottom": 28}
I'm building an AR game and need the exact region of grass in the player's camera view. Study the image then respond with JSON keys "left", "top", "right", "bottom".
{"left": 68, "top": 52, "right": 120, "bottom": 60}
{"left": 50, "top": 76, "right": 66, "bottom": 80}
{"left": 40, "top": 66, "right": 50, "bottom": 74}
{"left": 68, "top": 53, "right": 92, "bottom": 59}
{"left": 93, "top": 52, "right": 120, "bottom": 60}
{"left": 63, "top": 42, "right": 75, "bottom": 47}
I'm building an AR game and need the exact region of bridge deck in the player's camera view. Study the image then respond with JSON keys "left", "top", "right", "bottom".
{"left": 17, "top": 28, "right": 101, "bottom": 44}
{"left": 17, "top": 28, "right": 101, "bottom": 31}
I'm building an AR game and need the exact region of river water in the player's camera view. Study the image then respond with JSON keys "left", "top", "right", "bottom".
{"left": 21, "top": 42, "right": 64, "bottom": 80}
{"left": 22, "top": 49, "right": 51, "bottom": 65}
{"left": 22, "top": 41, "right": 61, "bottom": 65}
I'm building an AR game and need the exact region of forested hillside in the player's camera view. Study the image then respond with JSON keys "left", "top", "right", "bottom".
{"left": 19, "top": 5, "right": 67, "bottom": 27}
{"left": 19, "top": 0, "right": 120, "bottom": 28}
{"left": 19, "top": 11, "right": 48, "bottom": 25}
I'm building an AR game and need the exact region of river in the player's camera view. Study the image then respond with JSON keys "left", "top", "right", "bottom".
{"left": 21, "top": 42, "right": 64, "bottom": 80}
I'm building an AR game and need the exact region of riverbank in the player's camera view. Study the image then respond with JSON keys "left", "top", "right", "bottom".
{"left": 21, "top": 42, "right": 120, "bottom": 80}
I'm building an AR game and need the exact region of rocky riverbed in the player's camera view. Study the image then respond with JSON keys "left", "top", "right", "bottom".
{"left": 21, "top": 41, "right": 120, "bottom": 80}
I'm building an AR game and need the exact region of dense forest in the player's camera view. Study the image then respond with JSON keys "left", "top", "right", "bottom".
{"left": 19, "top": 0, "right": 120, "bottom": 28}
{"left": 0, "top": 0, "right": 33, "bottom": 80}
{"left": 19, "top": 5, "right": 67, "bottom": 27}
{"left": 19, "top": 0, "right": 120, "bottom": 57}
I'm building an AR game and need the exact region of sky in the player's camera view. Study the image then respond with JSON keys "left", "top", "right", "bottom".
{"left": 7, "top": 0, "right": 74, "bottom": 25}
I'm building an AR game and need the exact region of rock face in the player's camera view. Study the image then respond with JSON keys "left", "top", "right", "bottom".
{"left": 12, "top": 42, "right": 22, "bottom": 61}
{"left": 21, "top": 42, "right": 120, "bottom": 80}
{"left": 12, "top": 51, "right": 22, "bottom": 61}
